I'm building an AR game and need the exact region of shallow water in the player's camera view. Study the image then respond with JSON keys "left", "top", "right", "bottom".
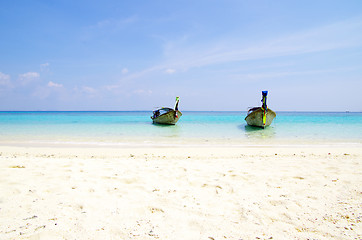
{"left": 0, "top": 111, "right": 361, "bottom": 146}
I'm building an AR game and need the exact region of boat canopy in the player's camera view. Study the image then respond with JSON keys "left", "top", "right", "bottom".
{"left": 153, "top": 107, "right": 173, "bottom": 112}
{"left": 153, "top": 107, "right": 173, "bottom": 115}
{"left": 247, "top": 107, "right": 261, "bottom": 114}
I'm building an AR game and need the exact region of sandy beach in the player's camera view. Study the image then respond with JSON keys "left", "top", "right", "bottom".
{"left": 0, "top": 144, "right": 361, "bottom": 240}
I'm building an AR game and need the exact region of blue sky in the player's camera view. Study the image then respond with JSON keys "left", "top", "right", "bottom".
{"left": 1, "top": 0, "right": 362, "bottom": 111}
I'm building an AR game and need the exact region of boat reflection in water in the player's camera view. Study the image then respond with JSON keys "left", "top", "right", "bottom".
{"left": 243, "top": 124, "right": 276, "bottom": 139}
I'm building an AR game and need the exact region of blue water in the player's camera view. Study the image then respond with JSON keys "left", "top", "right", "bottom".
{"left": 0, "top": 111, "right": 361, "bottom": 145}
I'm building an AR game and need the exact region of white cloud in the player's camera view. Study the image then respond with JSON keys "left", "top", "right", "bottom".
{"left": 122, "top": 68, "right": 129, "bottom": 74}
{"left": 20, "top": 72, "right": 39, "bottom": 78}
{"left": 104, "top": 85, "right": 119, "bottom": 91}
{"left": 81, "top": 86, "right": 97, "bottom": 94}
{"left": 18, "top": 72, "right": 40, "bottom": 85}
{"left": 110, "top": 16, "right": 362, "bottom": 93}
{"left": 47, "top": 81, "right": 63, "bottom": 88}
{"left": 165, "top": 69, "right": 176, "bottom": 74}
{"left": 72, "top": 86, "right": 98, "bottom": 99}
{"left": 158, "top": 17, "right": 362, "bottom": 72}
{"left": 230, "top": 67, "right": 360, "bottom": 82}
{"left": 0, "top": 72, "right": 11, "bottom": 87}
{"left": 133, "top": 89, "right": 152, "bottom": 95}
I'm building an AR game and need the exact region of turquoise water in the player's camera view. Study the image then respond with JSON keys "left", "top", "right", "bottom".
{"left": 0, "top": 111, "right": 361, "bottom": 145}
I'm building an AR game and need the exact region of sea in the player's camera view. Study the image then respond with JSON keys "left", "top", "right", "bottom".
{"left": 0, "top": 111, "right": 361, "bottom": 147}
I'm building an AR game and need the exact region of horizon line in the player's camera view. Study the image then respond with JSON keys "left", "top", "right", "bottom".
{"left": 0, "top": 110, "right": 360, "bottom": 113}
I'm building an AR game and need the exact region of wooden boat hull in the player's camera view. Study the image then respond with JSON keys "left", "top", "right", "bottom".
{"left": 152, "top": 110, "right": 182, "bottom": 125}
{"left": 245, "top": 108, "right": 276, "bottom": 128}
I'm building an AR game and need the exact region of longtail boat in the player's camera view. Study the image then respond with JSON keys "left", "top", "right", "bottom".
{"left": 151, "top": 97, "right": 182, "bottom": 125}
{"left": 245, "top": 91, "right": 276, "bottom": 128}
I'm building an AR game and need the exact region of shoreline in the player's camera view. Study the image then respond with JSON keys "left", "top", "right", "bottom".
{"left": 1, "top": 136, "right": 361, "bottom": 149}
{"left": 1, "top": 143, "right": 361, "bottom": 154}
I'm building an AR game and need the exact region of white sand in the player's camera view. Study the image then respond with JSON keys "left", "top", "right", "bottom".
{"left": 0, "top": 145, "right": 361, "bottom": 239}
